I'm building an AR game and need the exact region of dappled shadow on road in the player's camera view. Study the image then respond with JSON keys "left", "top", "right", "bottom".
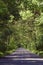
{"left": 0, "top": 48, "right": 43, "bottom": 65}
{"left": 4, "top": 48, "right": 40, "bottom": 58}
{"left": 0, "top": 58, "right": 43, "bottom": 65}
{"left": 4, "top": 53, "right": 40, "bottom": 59}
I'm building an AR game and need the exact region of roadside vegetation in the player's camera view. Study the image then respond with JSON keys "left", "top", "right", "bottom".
{"left": 0, "top": 0, "right": 43, "bottom": 57}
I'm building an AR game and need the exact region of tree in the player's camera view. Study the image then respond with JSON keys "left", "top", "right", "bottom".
{"left": 0, "top": 0, "right": 43, "bottom": 54}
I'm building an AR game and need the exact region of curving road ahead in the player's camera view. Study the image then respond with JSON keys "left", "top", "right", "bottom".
{"left": 0, "top": 48, "right": 43, "bottom": 65}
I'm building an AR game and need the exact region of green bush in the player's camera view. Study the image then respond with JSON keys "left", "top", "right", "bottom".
{"left": 38, "top": 51, "right": 43, "bottom": 57}
{"left": 0, "top": 52, "right": 4, "bottom": 57}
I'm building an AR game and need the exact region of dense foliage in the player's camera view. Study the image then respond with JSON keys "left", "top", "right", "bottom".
{"left": 0, "top": 0, "right": 43, "bottom": 56}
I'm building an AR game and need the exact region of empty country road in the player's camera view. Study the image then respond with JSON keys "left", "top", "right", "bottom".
{"left": 0, "top": 48, "right": 43, "bottom": 65}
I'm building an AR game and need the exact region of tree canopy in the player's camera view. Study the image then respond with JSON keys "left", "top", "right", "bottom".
{"left": 0, "top": 0, "right": 43, "bottom": 56}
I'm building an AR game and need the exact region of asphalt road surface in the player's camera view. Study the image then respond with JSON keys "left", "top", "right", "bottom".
{"left": 0, "top": 48, "right": 43, "bottom": 65}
